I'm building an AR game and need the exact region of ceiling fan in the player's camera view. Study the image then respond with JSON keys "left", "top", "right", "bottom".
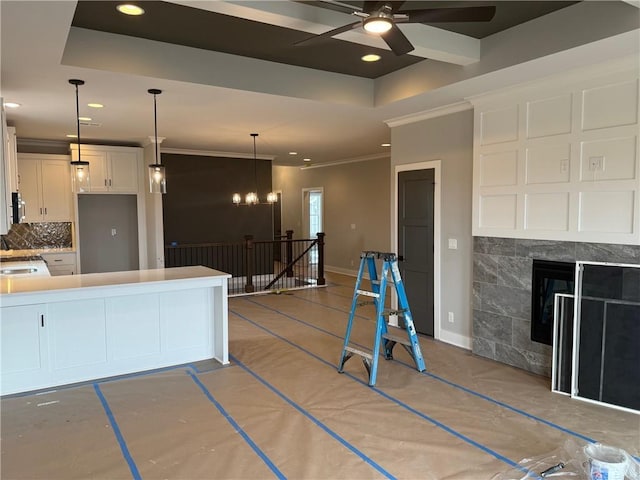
{"left": 294, "top": 1, "right": 497, "bottom": 56}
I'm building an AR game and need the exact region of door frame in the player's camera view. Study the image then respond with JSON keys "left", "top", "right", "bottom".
{"left": 393, "top": 160, "right": 441, "bottom": 341}
{"left": 302, "top": 187, "right": 324, "bottom": 239}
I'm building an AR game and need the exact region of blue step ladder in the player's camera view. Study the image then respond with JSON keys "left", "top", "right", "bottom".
{"left": 338, "top": 251, "right": 426, "bottom": 386}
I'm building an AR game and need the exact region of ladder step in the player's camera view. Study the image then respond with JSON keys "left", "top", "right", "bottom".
{"left": 340, "top": 251, "right": 426, "bottom": 387}
{"left": 356, "top": 289, "right": 380, "bottom": 298}
{"left": 382, "top": 327, "right": 413, "bottom": 347}
{"left": 384, "top": 309, "right": 407, "bottom": 317}
{"left": 344, "top": 345, "right": 373, "bottom": 360}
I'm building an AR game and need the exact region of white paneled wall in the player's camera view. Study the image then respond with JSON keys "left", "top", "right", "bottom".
{"left": 471, "top": 59, "right": 640, "bottom": 244}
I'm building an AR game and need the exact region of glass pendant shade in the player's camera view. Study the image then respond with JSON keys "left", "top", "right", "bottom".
{"left": 232, "top": 193, "right": 242, "bottom": 205}
{"left": 266, "top": 191, "right": 278, "bottom": 203}
{"left": 245, "top": 192, "right": 259, "bottom": 205}
{"left": 148, "top": 88, "right": 166, "bottom": 194}
{"left": 148, "top": 164, "right": 167, "bottom": 194}
{"left": 71, "top": 160, "right": 91, "bottom": 192}
{"left": 69, "top": 79, "right": 91, "bottom": 193}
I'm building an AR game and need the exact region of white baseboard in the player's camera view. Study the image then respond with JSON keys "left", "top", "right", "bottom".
{"left": 438, "top": 329, "right": 472, "bottom": 350}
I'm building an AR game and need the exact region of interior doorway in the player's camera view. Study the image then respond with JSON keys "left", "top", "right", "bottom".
{"left": 302, "top": 187, "right": 323, "bottom": 264}
{"left": 394, "top": 161, "right": 441, "bottom": 339}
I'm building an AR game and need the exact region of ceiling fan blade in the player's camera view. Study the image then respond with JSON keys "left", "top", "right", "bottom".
{"left": 381, "top": 23, "right": 414, "bottom": 56}
{"left": 400, "top": 6, "right": 497, "bottom": 24}
{"left": 293, "top": 21, "right": 360, "bottom": 47}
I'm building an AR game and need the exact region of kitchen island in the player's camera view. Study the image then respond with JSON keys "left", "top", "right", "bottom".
{"left": 0, "top": 266, "right": 230, "bottom": 396}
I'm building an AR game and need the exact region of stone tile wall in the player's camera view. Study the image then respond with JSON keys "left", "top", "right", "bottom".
{"left": 1, "top": 222, "right": 72, "bottom": 249}
{"left": 472, "top": 237, "right": 640, "bottom": 376}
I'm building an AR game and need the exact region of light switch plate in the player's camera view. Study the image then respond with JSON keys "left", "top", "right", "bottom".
{"left": 448, "top": 238, "right": 458, "bottom": 249}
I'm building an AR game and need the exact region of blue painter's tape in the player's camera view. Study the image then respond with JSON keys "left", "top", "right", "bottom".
{"left": 93, "top": 384, "right": 141, "bottom": 480}
{"left": 227, "top": 353, "right": 397, "bottom": 480}
{"left": 263, "top": 294, "right": 630, "bottom": 451}
{"left": 230, "top": 308, "right": 537, "bottom": 479}
{"left": 186, "top": 370, "right": 287, "bottom": 480}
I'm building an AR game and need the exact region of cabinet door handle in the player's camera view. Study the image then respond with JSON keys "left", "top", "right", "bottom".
{"left": 44, "top": 207, "right": 47, "bottom": 215}
{"left": 40, "top": 207, "right": 43, "bottom": 215}
{"left": 109, "top": 179, "right": 112, "bottom": 187}
{"left": 40, "top": 314, "right": 44, "bottom": 327}
{"left": 54, "top": 259, "right": 62, "bottom": 262}
{"left": 104, "top": 179, "right": 108, "bottom": 187}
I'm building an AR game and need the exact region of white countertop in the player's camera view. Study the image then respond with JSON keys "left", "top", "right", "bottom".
{"left": 1, "top": 266, "right": 230, "bottom": 297}
{"left": 0, "top": 248, "right": 75, "bottom": 259}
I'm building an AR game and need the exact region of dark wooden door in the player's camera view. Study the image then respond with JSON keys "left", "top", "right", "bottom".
{"left": 398, "top": 169, "right": 435, "bottom": 336}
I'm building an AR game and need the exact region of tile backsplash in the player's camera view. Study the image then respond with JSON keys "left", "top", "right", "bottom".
{"left": 1, "top": 222, "right": 72, "bottom": 249}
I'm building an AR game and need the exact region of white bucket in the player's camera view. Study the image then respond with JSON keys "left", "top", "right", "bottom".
{"left": 584, "top": 444, "right": 629, "bottom": 480}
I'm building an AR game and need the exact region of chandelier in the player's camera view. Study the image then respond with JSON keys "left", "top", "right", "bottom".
{"left": 232, "top": 133, "right": 277, "bottom": 206}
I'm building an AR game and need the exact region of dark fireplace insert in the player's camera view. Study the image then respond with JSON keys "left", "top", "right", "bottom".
{"left": 531, "top": 259, "right": 575, "bottom": 345}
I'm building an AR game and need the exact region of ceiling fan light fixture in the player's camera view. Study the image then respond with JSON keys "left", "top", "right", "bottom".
{"left": 363, "top": 16, "right": 393, "bottom": 34}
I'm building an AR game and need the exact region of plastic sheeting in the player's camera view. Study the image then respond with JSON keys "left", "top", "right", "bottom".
{"left": 1, "top": 273, "right": 638, "bottom": 479}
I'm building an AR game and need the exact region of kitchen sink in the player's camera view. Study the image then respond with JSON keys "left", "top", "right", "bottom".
{"left": 0, "top": 267, "right": 39, "bottom": 275}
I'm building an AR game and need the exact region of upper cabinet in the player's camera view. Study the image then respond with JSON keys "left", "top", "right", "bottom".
{"left": 70, "top": 144, "right": 141, "bottom": 193}
{"left": 17, "top": 154, "right": 73, "bottom": 223}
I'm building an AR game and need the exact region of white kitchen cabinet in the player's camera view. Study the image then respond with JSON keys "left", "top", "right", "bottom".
{"left": 17, "top": 154, "right": 73, "bottom": 222}
{"left": 48, "top": 299, "right": 107, "bottom": 376}
{"left": 40, "top": 252, "right": 76, "bottom": 276}
{"left": 0, "top": 266, "right": 229, "bottom": 395}
{"left": 0, "top": 304, "right": 50, "bottom": 392}
{"left": 70, "top": 144, "right": 140, "bottom": 193}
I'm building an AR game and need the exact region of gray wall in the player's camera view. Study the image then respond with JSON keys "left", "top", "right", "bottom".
{"left": 391, "top": 109, "right": 474, "bottom": 342}
{"left": 78, "top": 194, "right": 139, "bottom": 274}
{"left": 162, "top": 153, "right": 273, "bottom": 244}
{"left": 272, "top": 158, "right": 391, "bottom": 272}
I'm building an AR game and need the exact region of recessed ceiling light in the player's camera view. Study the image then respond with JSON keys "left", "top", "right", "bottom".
{"left": 303, "top": 158, "right": 311, "bottom": 162}
{"left": 78, "top": 116, "right": 92, "bottom": 121}
{"left": 361, "top": 54, "right": 381, "bottom": 62}
{"left": 66, "top": 134, "right": 78, "bottom": 138}
{"left": 4, "top": 102, "right": 21, "bottom": 108}
{"left": 381, "top": 143, "right": 391, "bottom": 147}
{"left": 88, "top": 103, "right": 104, "bottom": 108}
{"left": 289, "top": 151, "right": 297, "bottom": 155}
{"left": 116, "top": 4, "right": 145, "bottom": 15}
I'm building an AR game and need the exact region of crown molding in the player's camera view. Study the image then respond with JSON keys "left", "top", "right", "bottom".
{"left": 384, "top": 101, "right": 472, "bottom": 128}
{"left": 161, "top": 147, "right": 275, "bottom": 161}
{"left": 299, "top": 152, "right": 389, "bottom": 170}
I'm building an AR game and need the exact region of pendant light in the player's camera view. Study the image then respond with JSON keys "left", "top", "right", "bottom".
{"left": 69, "top": 79, "right": 91, "bottom": 192}
{"left": 232, "top": 133, "right": 277, "bottom": 206}
{"left": 148, "top": 88, "right": 166, "bottom": 194}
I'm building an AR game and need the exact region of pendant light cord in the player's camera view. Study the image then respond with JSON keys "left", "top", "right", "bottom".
{"left": 252, "top": 133, "right": 258, "bottom": 192}
{"left": 148, "top": 89, "right": 162, "bottom": 166}
{"left": 74, "top": 83, "right": 81, "bottom": 161}
{"left": 69, "top": 79, "right": 85, "bottom": 163}
{"left": 153, "top": 92, "right": 159, "bottom": 166}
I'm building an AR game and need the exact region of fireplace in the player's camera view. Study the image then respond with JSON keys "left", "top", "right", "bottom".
{"left": 531, "top": 259, "right": 575, "bottom": 345}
